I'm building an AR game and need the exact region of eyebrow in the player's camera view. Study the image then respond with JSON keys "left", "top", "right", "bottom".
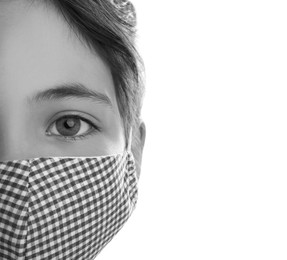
{"left": 27, "top": 82, "right": 113, "bottom": 107}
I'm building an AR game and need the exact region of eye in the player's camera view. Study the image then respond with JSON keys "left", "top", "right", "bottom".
{"left": 46, "top": 114, "right": 100, "bottom": 141}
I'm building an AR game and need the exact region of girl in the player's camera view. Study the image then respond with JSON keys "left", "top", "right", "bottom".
{"left": 0, "top": 0, "right": 145, "bottom": 259}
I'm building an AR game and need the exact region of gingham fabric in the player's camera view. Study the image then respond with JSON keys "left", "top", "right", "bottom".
{"left": 0, "top": 151, "right": 137, "bottom": 260}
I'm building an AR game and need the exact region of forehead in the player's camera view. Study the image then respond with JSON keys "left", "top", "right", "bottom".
{"left": 0, "top": 0, "right": 116, "bottom": 106}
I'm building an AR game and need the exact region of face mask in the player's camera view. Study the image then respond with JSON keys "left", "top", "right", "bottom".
{"left": 0, "top": 135, "right": 138, "bottom": 259}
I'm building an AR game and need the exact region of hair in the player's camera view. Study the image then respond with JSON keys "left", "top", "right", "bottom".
{"left": 31, "top": 0, "right": 145, "bottom": 149}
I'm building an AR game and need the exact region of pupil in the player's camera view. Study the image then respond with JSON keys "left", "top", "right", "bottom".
{"left": 56, "top": 117, "right": 81, "bottom": 136}
{"left": 65, "top": 119, "right": 75, "bottom": 128}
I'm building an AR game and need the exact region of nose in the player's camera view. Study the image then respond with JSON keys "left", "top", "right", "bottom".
{"left": 0, "top": 134, "right": 31, "bottom": 162}
{"left": 0, "top": 117, "right": 37, "bottom": 161}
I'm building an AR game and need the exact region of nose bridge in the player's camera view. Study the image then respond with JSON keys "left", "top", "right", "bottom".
{"left": 0, "top": 130, "right": 26, "bottom": 162}
{"left": 0, "top": 107, "right": 29, "bottom": 161}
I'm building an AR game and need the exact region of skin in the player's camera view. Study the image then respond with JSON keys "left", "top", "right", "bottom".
{"left": 0, "top": 1, "right": 145, "bottom": 174}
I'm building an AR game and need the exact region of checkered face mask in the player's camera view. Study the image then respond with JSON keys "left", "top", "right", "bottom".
{"left": 0, "top": 149, "right": 138, "bottom": 260}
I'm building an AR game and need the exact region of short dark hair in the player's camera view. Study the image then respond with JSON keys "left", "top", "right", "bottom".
{"left": 34, "top": 0, "right": 144, "bottom": 148}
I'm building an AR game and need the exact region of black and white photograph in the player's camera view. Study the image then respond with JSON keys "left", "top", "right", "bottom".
{"left": 0, "top": 0, "right": 287, "bottom": 259}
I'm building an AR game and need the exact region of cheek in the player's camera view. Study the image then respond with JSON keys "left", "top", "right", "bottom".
{"left": 104, "top": 113, "right": 126, "bottom": 153}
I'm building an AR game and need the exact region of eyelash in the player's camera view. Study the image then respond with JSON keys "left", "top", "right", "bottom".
{"left": 46, "top": 114, "right": 101, "bottom": 142}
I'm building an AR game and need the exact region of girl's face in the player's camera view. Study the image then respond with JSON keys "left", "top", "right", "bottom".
{"left": 0, "top": 1, "right": 126, "bottom": 161}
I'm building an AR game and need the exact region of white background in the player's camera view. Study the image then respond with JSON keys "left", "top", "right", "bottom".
{"left": 100, "top": 1, "right": 287, "bottom": 259}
